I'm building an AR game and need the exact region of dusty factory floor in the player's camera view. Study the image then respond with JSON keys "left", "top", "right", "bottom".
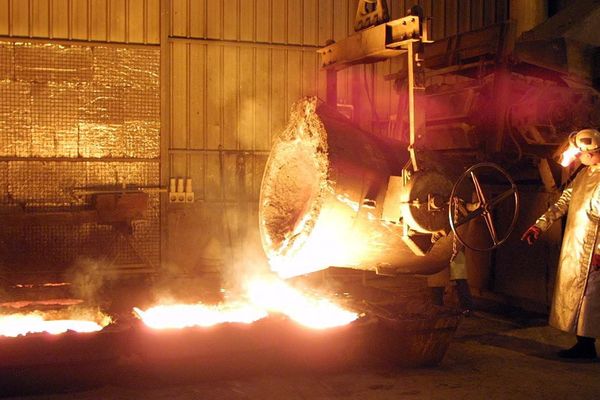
{"left": 4, "top": 309, "right": 600, "bottom": 400}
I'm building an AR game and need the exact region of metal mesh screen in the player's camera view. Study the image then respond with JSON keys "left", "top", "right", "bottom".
{"left": 0, "top": 41, "right": 160, "bottom": 275}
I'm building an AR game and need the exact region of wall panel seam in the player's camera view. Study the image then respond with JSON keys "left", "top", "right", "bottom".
{"left": 169, "top": 36, "right": 319, "bottom": 51}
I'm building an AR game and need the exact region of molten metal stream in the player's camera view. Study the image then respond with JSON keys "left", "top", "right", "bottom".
{"left": 0, "top": 312, "right": 110, "bottom": 337}
{"left": 134, "top": 277, "right": 358, "bottom": 330}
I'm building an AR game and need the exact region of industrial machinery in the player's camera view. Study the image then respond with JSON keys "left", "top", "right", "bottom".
{"left": 259, "top": 4, "right": 527, "bottom": 279}
{"left": 260, "top": 0, "right": 600, "bottom": 281}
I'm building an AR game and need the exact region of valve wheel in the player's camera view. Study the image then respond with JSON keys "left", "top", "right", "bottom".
{"left": 448, "top": 162, "right": 519, "bottom": 252}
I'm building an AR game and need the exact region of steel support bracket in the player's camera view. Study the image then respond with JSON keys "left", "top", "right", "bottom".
{"left": 318, "top": 15, "right": 420, "bottom": 71}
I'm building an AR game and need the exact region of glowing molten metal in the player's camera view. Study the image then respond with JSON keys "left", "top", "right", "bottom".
{"left": 134, "top": 278, "right": 358, "bottom": 330}
{"left": 0, "top": 312, "right": 110, "bottom": 337}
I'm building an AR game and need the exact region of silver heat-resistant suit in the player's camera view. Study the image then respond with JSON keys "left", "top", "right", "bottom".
{"left": 535, "top": 164, "right": 600, "bottom": 337}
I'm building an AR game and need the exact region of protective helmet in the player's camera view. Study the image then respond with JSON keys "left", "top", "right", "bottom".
{"left": 570, "top": 129, "right": 600, "bottom": 153}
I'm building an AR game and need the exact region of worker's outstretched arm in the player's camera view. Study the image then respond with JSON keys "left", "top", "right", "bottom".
{"left": 521, "top": 185, "right": 573, "bottom": 245}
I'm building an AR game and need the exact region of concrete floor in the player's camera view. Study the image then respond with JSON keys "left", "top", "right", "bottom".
{"left": 5, "top": 311, "right": 600, "bottom": 400}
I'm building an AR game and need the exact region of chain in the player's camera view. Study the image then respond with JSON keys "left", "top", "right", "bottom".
{"left": 450, "top": 195, "right": 460, "bottom": 263}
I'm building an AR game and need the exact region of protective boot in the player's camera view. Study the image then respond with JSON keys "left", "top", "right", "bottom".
{"left": 557, "top": 335, "right": 597, "bottom": 359}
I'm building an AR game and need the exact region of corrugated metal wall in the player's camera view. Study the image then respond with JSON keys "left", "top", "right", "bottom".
{"left": 163, "top": 0, "right": 509, "bottom": 272}
{"left": 0, "top": 0, "right": 159, "bottom": 43}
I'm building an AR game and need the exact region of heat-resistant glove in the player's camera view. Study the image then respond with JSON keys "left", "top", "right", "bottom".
{"left": 521, "top": 225, "right": 541, "bottom": 245}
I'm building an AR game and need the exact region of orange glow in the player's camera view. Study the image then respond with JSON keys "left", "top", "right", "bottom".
{"left": 135, "top": 277, "right": 358, "bottom": 330}
{"left": 245, "top": 277, "right": 359, "bottom": 329}
{"left": 560, "top": 144, "right": 581, "bottom": 167}
{"left": 0, "top": 312, "right": 110, "bottom": 337}
{"left": 133, "top": 303, "right": 267, "bottom": 330}
{"left": 268, "top": 198, "right": 372, "bottom": 279}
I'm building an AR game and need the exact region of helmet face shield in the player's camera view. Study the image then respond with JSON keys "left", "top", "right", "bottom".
{"left": 560, "top": 129, "right": 600, "bottom": 166}
{"left": 574, "top": 129, "right": 600, "bottom": 152}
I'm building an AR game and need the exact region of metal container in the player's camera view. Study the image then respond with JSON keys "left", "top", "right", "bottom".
{"left": 259, "top": 97, "right": 454, "bottom": 278}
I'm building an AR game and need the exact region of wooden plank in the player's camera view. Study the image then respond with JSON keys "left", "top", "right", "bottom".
{"left": 51, "top": 0, "right": 69, "bottom": 38}
{"left": 458, "top": 0, "right": 470, "bottom": 33}
{"left": 445, "top": 0, "right": 458, "bottom": 37}
{"left": 146, "top": 0, "right": 159, "bottom": 43}
{"left": 189, "top": 0, "right": 205, "bottom": 38}
{"left": 206, "top": 0, "right": 221, "bottom": 38}
{"left": 189, "top": 44, "right": 206, "bottom": 149}
{"left": 171, "top": 42, "right": 188, "bottom": 149}
{"left": 222, "top": 0, "right": 238, "bottom": 40}
{"left": 239, "top": 0, "right": 254, "bottom": 41}
{"left": 206, "top": 45, "right": 222, "bottom": 149}
{"left": 127, "top": 0, "right": 145, "bottom": 42}
{"left": 287, "top": 0, "right": 301, "bottom": 44}
{"left": 222, "top": 46, "right": 238, "bottom": 149}
{"left": 302, "top": 0, "right": 316, "bottom": 45}
{"left": 255, "top": 48, "right": 270, "bottom": 151}
{"left": 239, "top": 47, "right": 254, "bottom": 149}
{"left": 72, "top": 0, "right": 89, "bottom": 40}
{"left": 255, "top": 0, "right": 269, "bottom": 42}
{"left": 11, "top": 0, "right": 30, "bottom": 36}
{"left": 109, "top": 0, "right": 126, "bottom": 42}
{"left": 317, "top": 0, "right": 332, "bottom": 46}
{"left": 470, "top": 0, "right": 483, "bottom": 30}
{"left": 90, "top": 0, "right": 107, "bottom": 41}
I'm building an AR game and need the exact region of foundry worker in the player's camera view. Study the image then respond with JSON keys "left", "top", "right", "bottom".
{"left": 522, "top": 128, "right": 600, "bottom": 359}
